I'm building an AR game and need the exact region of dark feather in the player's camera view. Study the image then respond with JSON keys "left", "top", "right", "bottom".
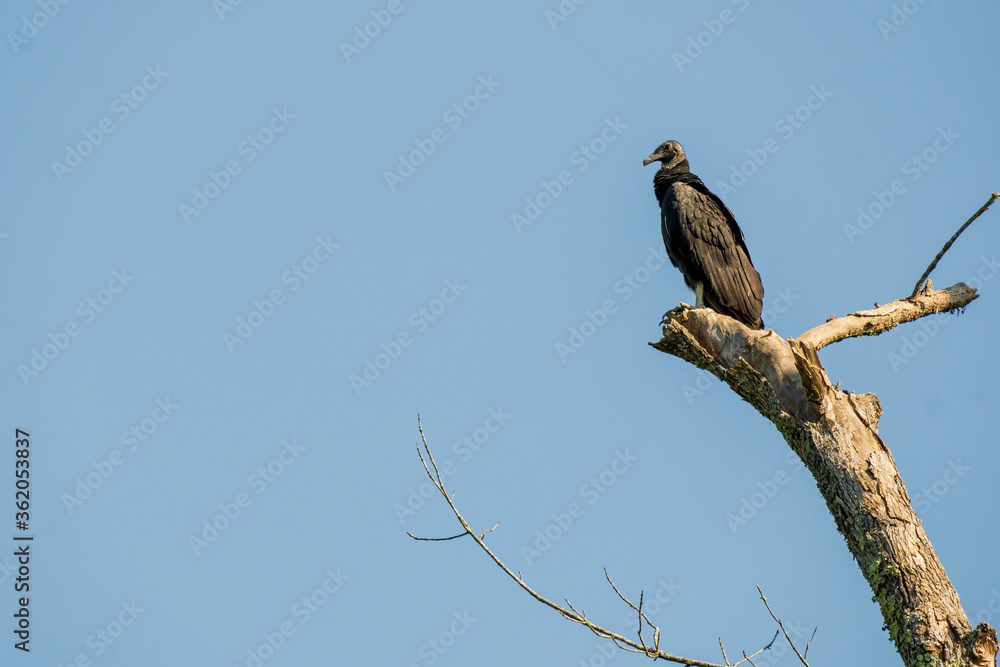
{"left": 645, "top": 141, "right": 764, "bottom": 329}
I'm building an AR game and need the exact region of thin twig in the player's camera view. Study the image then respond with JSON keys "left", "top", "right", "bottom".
{"left": 479, "top": 522, "right": 499, "bottom": 540}
{"left": 757, "top": 587, "right": 812, "bottom": 667}
{"left": 911, "top": 192, "right": 999, "bottom": 297}
{"left": 604, "top": 569, "right": 659, "bottom": 637}
{"left": 804, "top": 627, "right": 817, "bottom": 659}
{"left": 719, "top": 638, "right": 731, "bottom": 666}
{"left": 408, "top": 417, "right": 777, "bottom": 667}
{"left": 407, "top": 531, "right": 468, "bottom": 541}
{"left": 637, "top": 591, "right": 649, "bottom": 654}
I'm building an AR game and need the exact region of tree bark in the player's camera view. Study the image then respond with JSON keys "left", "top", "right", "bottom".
{"left": 650, "top": 284, "right": 997, "bottom": 667}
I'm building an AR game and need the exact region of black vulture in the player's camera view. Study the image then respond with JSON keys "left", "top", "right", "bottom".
{"left": 643, "top": 140, "right": 765, "bottom": 329}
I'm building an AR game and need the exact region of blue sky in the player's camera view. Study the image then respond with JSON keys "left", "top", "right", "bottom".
{"left": 2, "top": 1, "right": 998, "bottom": 665}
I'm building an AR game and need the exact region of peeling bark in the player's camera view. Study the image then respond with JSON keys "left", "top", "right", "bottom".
{"left": 797, "top": 281, "right": 978, "bottom": 350}
{"left": 650, "top": 284, "right": 997, "bottom": 667}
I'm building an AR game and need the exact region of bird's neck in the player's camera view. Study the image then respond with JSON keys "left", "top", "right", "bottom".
{"left": 653, "top": 159, "right": 691, "bottom": 201}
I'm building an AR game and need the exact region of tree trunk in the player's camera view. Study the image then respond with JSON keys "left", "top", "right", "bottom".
{"left": 650, "top": 285, "right": 997, "bottom": 667}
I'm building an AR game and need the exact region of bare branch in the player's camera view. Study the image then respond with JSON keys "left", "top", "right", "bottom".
{"left": 719, "top": 638, "right": 731, "bottom": 666}
{"left": 479, "top": 522, "right": 499, "bottom": 540}
{"left": 911, "top": 192, "right": 999, "bottom": 297}
{"left": 409, "top": 419, "right": 779, "bottom": 667}
{"left": 804, "top": 627, "right": 817, "bottom": 659}
{"left": 757, "top": 587, "right": 812, "bottom": 667}
{"left": 796, "top": 282, "right": 977, "bottom": 350}
{"left": 652, "top": 291, "right": 997, "bottom": 666}
{"left": 637, "top": 592, "right": 649, "bottom": 655}
{"left": 416, "top": 417, "right": 448, "bottom": 492}
{"left": 604, "top": 568, "right": 659, "bottom": 642}
{"left": 407, "top": 531, "right": 468, "bottom": 542}
{"left": 792, "top": 193, "right": 998, "bottom": 351}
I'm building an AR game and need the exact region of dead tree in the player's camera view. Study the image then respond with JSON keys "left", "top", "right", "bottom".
{"left": 650, "top": 280, "right": 993, "bottom": 667}
{"left": 410, "top": 195, "right": 999, "bottom": 667}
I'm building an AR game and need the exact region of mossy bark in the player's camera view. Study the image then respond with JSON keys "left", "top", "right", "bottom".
{"left": 651, "top": 295, "right": 997, "bottom": 667}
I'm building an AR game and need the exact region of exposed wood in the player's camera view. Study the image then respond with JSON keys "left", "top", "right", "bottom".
{"left": 650, "top": 285, "right": 997, "bottom": 667}
{"left": 796, "top": 282, "right": 978, "bottom": 350}
{"left": 910, "top": 192, "right": 999, "bottom": 297}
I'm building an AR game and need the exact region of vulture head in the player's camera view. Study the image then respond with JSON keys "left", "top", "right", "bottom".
{"left": 643, "top": 140, "right": 687, "bottom": 170}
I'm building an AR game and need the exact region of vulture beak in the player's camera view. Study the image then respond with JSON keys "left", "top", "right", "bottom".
{"left": 642, "top": 154, "right": 657, "bottom": 167}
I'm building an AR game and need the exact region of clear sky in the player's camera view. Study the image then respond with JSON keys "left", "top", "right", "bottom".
{"left": 2, "top": 1, "right": 998, "bottom": 665}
